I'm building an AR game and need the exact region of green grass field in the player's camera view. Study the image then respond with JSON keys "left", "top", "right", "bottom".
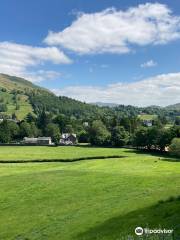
{"left": 0, "top": 147, "right": 179, "bottom": 240}
{"left": 0, "top": 146, "right": 131, "bottom": 162}
{"left": 138, "top": 114, "right": 157, "bottom": 121}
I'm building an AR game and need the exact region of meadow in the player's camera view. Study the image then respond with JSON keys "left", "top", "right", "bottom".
{"left": 0, "top": 145, "right": 131, "bottom": 162}
{"left": 0, "top": 147, "right": 179, "bottom": 240}
{"left": 138, "top": 114, "right": 157, "bottom": 121}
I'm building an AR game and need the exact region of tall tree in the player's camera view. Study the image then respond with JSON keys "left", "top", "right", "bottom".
{"left": 89, "top": 120, "right": 111, "bottom": 146}
{"left": 19, "top": 122, "right": 33, "bottom": 138}
{"left": 111, "top": 126, "right": 129, "bottom": 147}
{"left": 133, "top": 127, "right": 148, "bottom": 149}
{"left": 0, "top": 121, "right": 11, "bottom": 143}
{"left": 45, "top": 123, "right": 60, "bottom": 145}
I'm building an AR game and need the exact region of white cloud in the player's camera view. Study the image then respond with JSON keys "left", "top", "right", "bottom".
{"left": 44, "top": 3, "right": 180, "bottom": 54}
{"left": 22, "top": 70, "right": 62, "bottom": 83}
{"left": 0, "top": 41, "right": 72, "bottom": 82}
{"left": 141, "top": 59, "right": 157, "bottom": 68}
{"left": 52, "top": 72, "right": 180, "bottom": 107}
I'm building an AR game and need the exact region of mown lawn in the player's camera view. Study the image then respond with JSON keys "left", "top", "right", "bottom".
{"left": 0, "top": 146, "right": 132, "bottom": 161}
{"left": 0, "top": 147, "right": 179, "bottom": 240}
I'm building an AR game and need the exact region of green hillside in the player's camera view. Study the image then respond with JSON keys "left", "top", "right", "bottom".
{"left": 0, "top": 74, "right": 36, "bottom": 119}
{"left": 166, "top": 103, "right": 180, "bottom": 111}
{"left": 1, "top": 73, "right": 180, "bottom": 122}
{"left": 0, "top": 74, "right": 103, "bottom": 120}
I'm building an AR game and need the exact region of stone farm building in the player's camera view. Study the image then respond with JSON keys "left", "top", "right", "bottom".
{"left": 23, "top": 137, "right": 52, "bottom": 145}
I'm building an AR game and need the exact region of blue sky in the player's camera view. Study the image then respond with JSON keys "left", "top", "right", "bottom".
{"left": 0, "top": 0, "right": 180, "bottom": 106}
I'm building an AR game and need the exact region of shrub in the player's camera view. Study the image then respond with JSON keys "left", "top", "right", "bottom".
{"left": 169, "top": 138, "right": 180, "bottom": 157}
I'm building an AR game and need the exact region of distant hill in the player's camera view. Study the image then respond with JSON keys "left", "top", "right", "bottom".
{"left": 92, "top": 102, "right": 119, "bottom": 107}
{"left": 166, "top": 103, "right": 180, "bottom": 111}
{"left": 0, "top": 73, "right": 180, "bottom": 121}
{"left": 0, "top": 74, "right": 103, "bottom": 120}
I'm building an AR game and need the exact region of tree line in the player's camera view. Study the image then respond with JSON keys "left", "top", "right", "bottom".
{"left": 0, "top": 111, "right": 179, "bottom": 156}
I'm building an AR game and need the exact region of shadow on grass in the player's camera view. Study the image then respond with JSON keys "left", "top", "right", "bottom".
{"left": 0, "top": 155, "right": 126, "bottom": 164}
{"left": 124, "top": 149, "right": 180, "bottom": 163}
{"left": 76, "top": 196, "right": 180, "bottom": 240}
{"left": 160, "top": 158, "right": 180, "bottom": 163}
{"left": 75, "top": 145, "right": 120, "bottom": 149}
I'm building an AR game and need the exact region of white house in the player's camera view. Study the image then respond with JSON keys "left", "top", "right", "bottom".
{"left": 60, "top": 133, "right": 77, "bottom": 145}
{"left": 143, "top": 120, "right": 153, "bottom": 127}
{"left": 83, "top": 122, "right": 89, "bottom": 127}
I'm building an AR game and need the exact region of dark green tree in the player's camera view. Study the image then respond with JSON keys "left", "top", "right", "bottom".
{"left": 78, "top": 130, "right": 89, "bottom": 143}
{"left": 0, "top": 104, "right": 7, "bottom": 112}
{"left": 157, "top": 128, "right": 174, "bottom": 151}
{"left": 53, "top": 114, "right": 68, "bottom": 133}
{"left": 26, "top": 113, "right": 37, "bottom": 123}
{"left": 19, "top": 122, "right": 33, "bottom": 138}
{"left": 45, "top": 123, "right": 60, "bottom": 145}
{"left": 7, "top": 121, "right": 20, "bottom": 140}
{"left": 133, "top": 127, "right": 148, "bottom": 149}
{"left": 89, "top": 120, "right": 111, "bottom": 146}
{"left": 65, "top": 124, "right": 74, "bottom": 134}
{"left": 169, "top": 138, "right": 180, "bottom": 157}
{"left": 111, "top": 126, "right": 129, "bottom": 147}
{"left": 37, "top": 110, "right": 52, "bottom": 134}
{"left": 0, "top": 121, "right": 11, "bottom": 143}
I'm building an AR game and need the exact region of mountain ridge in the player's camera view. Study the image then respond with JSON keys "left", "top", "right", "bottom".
{"left": 0, "top": 74, "right": 180, "bottom": 120}
{"left": 0, "top": 74, "right": 103, "bottom": 120}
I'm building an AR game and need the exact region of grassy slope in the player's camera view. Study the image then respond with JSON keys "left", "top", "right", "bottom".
{"left": 0, "top": 91, "right": 33, "bottom": 120}
{"left": 0, "top": 147, "right": 179, "bottom": 239}
{"left": 0, "top": 74, "right": 103, "bottom": 119}
{"left": 0, "top": 74, "right": 36, "bottom": 119}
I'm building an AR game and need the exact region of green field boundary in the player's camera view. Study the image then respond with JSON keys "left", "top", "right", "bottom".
{"left": 0, "top": 155, "right": 125, "bottom": 163}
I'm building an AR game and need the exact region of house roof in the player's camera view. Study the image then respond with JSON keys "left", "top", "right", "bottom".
{"left": 38, "top": 137, "right": 51, "bottom": 140}
{"left": 23, "top": 137, "right": 38, "bottom": 142}
{"left": 61, "top": 133, "right": 76, "bottom": 139}
{"left": 23, "top": 137, "right": 51, "bottom": 141}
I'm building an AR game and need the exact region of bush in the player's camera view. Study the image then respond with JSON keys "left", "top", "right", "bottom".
{"left": 0, "top": 88, "right": 7, "bottom": 92}
{"left": 169, "top": 138, "right": 180, "bottom": 157}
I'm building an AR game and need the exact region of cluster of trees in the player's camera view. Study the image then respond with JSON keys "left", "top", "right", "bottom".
{"left": 0, "top": 119, "right": 38, "bottom": 143}
{"left": 0, "top": 109, "right": 179, "bottom": 153}
{"left": 87, "top": 120, "right": 130, "bottom": 147}
{"left": 0, "top": 111, "right": 86, "bottom": 144}
{"left": 133, "top": 126, "right": 178, "bottom": 151}
{"left": 86, "top": 119, "right": 180, "bottom": 152}
{"left": 0, "top": 76, "right": 180, "bottom": 154}
{"left": 28, "top": 90, "right": 103, "bottom": 118}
